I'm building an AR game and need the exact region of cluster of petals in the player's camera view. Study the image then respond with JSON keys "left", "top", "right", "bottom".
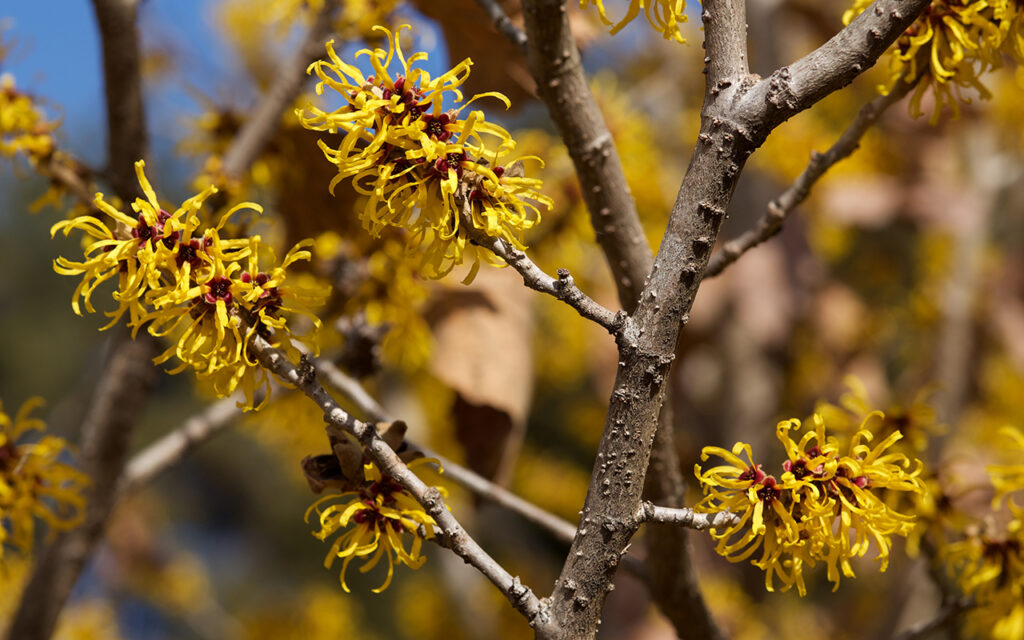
{"left": 582, "top": 1, "right": 688, "bottom": 43}
{"left": 51, "top": 160, "right": 325, "bottom": 408}
{"left": 0, "top": 73, "right": 55, "bottom": 163}
{"left": 939, "top": 426, "right": 1024, "bottom": 639}
{"left": 305, "top": 458, "right": 441, "bottom": 592}
{"left": 298, "top": 24, "right": 551, "bottom": 281}
{"left": 0, "top": 397, "right": 88, "bottom": 562}
{"left": 695, "top": 412, "right": 925, "bottom": 595}
{"left": 844, "top": 0, "right": 1024, "bottom": 123}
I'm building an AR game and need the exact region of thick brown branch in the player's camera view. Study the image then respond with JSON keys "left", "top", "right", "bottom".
{"left": 702, "top": 0, "right": 749, "bottom": 87}
{"left": 521, "top": 0, "right": 652, "bottom": 310}
{"left": 472, "top": 0, "right": 527, "bottom": 52}
{"left": 220, "top": 0, "right": 336, "bottom": 179}
{"left": 90, "top": 0, "right": 146, "bottom": 198}
{"left": 248, "top": 338, "right": 556, "bottom": 633}
{"left": 705, "top": 76, "right": 917, "bottom": 279}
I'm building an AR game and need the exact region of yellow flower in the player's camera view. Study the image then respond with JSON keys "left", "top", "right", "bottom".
{"left": 305, "top": 458, "right": 443, "bottom": 592}
{"left": 944, "top": 504, "right": 1024, "bottom": 639}
{"left": 582, "top": 1, "right": 688, "bottom": 43}
{"left": 298, "top": 24, "right": 551, "bottom": 281}
{"left": 52, "top": 160, "right": 328, "bottom": 409}
{"left": 0, "top": 73, "right": 56, "bottom": 163}
{"left": 989, "top": 426, "right": 1024, "bottom": 507}
{"left": 696, "top": 412, "right": 924, "bottom": 595}
{"left": 0, "top": 398, "right": 89, "bottom": 562}
{"left": 844, "top": 0, "right": 1024, "bottom": 123}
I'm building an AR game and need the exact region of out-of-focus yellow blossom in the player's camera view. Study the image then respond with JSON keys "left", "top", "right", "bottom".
{"left": 298, "top": 25, "right": 551, "bottom": 281}
{"left": 815, "top": 376, "right": 942, "bottom": 456}
{"left": 696, "top": 412, "right": 925, "bottom": 595}
{"left": 582, "top": 1, "right": 688, "bottom": 43}
{"left": 0, "top": 73, "right": 55, "bottom": 163}
{"left": 944, "top": 503, "right": 1024, "bottom": 640}
{"left": 241, "top": 584, "right": 379, "bottom": 640}
{"left": 988, "top": 426, "right": 1024, "bottom": 507}
{"left": 306, "top": 457, "right": 443, "bottom": 592}
{"left": 844, "top": 0, "right": 1024, "bottom": 123}
{"left": 51, "top": 160, "right": 328, "bottom": 409}
{"left": 0, "top": 398, "right": 88, "bottom": 561}
{"left": 266, "top": 0, "right": 403, "bottom": 38}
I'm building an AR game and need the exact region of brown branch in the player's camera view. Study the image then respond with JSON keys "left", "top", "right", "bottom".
{"left": 220, "top": 0, "right": 336, "bottom": 179}
{"left": 703, "top": 0, "right": 749, "bottom": 88}
{"left": 472, "top": 0, "right": 527, "bottom": 52}
{"left": 36, "top": 153, "right": 98, "bottom": 211}
{"left": 521, "top": 0, "right": 652, "bottom": 311}
{"left": 248, "top": 338, "right": 556, "bottom": 634}
{"left": 704, "top": 76, "right": 918, "bottom": 279}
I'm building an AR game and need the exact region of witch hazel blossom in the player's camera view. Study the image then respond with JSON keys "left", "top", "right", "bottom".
{"left": 51, "top": 160, "right": 328, "bottom": 409}
{"left": 695, "top": 412, "right": 925, "bottom": 595}
{"left": 298, "top": 24, "right": 552, "bottom": 282}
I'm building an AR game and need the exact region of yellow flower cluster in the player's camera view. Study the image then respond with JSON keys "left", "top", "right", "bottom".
{"left": 306, "top": 458, "right": 442, "bottom": 592}
{"left": 51, "top": 160, "right": 326, "bottom": 409}
{"left": 844, "top": 0, "right": 1024, "bottom": 123}
{"left": 0, "top": 398, "right": 88, "bottom": 562}
{"left": 695, "top": 412, "right": 925, "bottom": 595}
{"left": 0, "top": 73, "right": 55, "bottom": 163}
{"left": 582, "top": 1, "right": 688, "bottom": 43}
{"left": 298, "top": 25, "right": 551, "bottom": 282}
{"left": 944, "top": 507, "right": 1024, "bottom": 639}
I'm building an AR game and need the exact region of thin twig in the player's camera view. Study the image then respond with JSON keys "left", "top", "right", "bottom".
{"left": 118, "top": 393, "right": 258, "bottom": 494}
{"left": 248, "top": 337, "right": 555, "bottom": 633}
{"left": 636, "top": 502, "right": 739, "bottom": 531}
{"left": 469, "top": 229, "right": 622, "bottom": 333}
{"left": 220, "top": 0, "right": 336, "bottom": 178}
{"left": 891, "top": 598, "right": 972, "bottom": 640}
{"left": 471, "top": 0, "right": 527, "bottom": 52}
{"left": 704, "top": 77, "right": 918, "bottom": 279}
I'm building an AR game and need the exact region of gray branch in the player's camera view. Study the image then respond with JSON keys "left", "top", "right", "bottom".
{"left": 247, "top": 337, "right": 556, "bottom": 634}
{"left": 470, "top": 230, "right": 622, "bottom": 333}
{"left": 637, "top": 502, "right": 740, "bottom": 531}
{"left": 538, "top": 2, "right": 933, "bottom": 637}
{"left": 704, "top": 75, "right": 918, "bottom": 279}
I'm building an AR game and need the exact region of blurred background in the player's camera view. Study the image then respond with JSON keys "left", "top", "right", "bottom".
{"left": 2, "top": 1, "right": 1024, "bottom": 638}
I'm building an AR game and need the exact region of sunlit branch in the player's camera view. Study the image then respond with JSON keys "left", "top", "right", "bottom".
{"left": 466, "top": 226, "right": 622, "bottom": 333}
{"left": 636, "top": 501, "right": 740, "bottom": 531}
{"left": 248, "top": 337, "right": 555, "bottom": 633}
{"left": 705, "top": 76, "right": 919, "bottom": 279}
